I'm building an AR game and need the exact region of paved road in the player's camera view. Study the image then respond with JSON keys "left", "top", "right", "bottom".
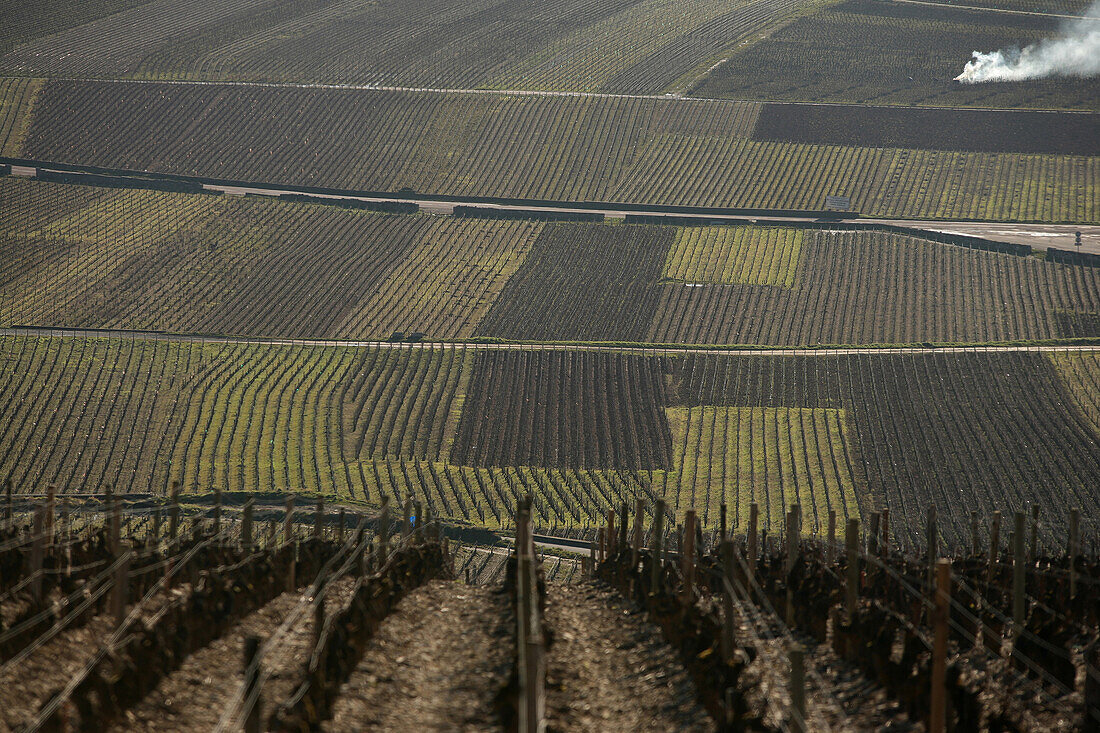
{"left": 203, "top": 181, "right": 1099, "bottom": 252}
{"left": 5, "top": 326, "right": 1099, "bottom": 356}
{"left": 12, "top": 163, "right": 1097, "bottom": 252}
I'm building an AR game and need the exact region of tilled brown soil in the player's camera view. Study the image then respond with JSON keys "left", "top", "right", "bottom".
{"left": 543, "top": 580, "right": 712, "bottom": 732}
{"left": 109, "top": 577, "right": 357, "bottom": 732}
{"left": 324, "top": 579, "right": 513, "bottom": 732}
{"left": 0, "top": 585, "right": 188, "bottom": 731}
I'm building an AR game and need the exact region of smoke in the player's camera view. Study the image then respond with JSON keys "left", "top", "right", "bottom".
{"left": 954, "top": 0, "right": 1100, "bottom": 83}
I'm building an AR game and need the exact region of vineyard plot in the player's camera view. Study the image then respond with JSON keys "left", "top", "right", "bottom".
{"left": 474, "top": 223, "right": 673, "bottom": 342}
{"left": 660, "top": 406, "right": 862, "bottom": 537}
{"left": 671, "top": 351, "right": 1100, "bottom": 549}
{"left": 692, "top": 0, "right": 1100, "bottom": 110}
{"left": 450, "top": 349, "right": 673, "bottom": 470}
{"left": 11, "top": 81, "right": 1094, "bottom": 222}
{"left": 0, "top": 178, "right": 540, "bottom": 340}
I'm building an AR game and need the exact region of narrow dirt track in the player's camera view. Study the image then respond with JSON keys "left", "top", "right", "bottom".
{"left": 324, "top": 580, "right": 513, "bottom": 732}
{"left": 544, "top": 580, "right": 712, "bottom": 732}
{"left": 109, "top": 577, "right": 357, "bottom": 732}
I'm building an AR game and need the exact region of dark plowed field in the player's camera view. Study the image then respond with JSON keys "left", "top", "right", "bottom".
{"left": 451, "top": 349, "right": 673, "bottom": 470}
{"left": 752, "top": 104, "right": 1100, "bottom": 156}
{"left": 475, "top": 223, "right": 673, "bottom": 342}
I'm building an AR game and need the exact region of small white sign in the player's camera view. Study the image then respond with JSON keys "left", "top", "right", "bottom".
{"left": 825, "top": 195, "right": 851, "bottom": 210}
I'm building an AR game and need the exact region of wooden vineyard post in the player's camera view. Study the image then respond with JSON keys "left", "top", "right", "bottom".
{"left": 651, "top": 499, "right": 665, "bottom": 592}
{"left": 267, "top": 519, "right": 276, "bottom": 548}
{"left": 619, "top": 501, "right": 628, "bottom": 553}
{"left": 970, "top": 511, "right": 981, "bottom": 557}
{"left": 242, "top": 498, "right": 254, "bottom": 549}
{"left": 30, "top": 507, "right": 45, "bottom": 605}
{"left": 720, "top": 503, "right": 727, "bottom": 543}
{"left": 1013, "top": 511, "right": 1025, "bottom": 630}
{"left": 414, "top": 501, "right": 423, "bottom": 543}
{"left": 45, "top": 485, "right": 56, "bottom": 543}
{"left": 112, "top": 550, "right": 132, "bottom": 628}
{"left": 827, "top": 509, "right": 836, "bottom": 564}
{"left": 1070, "top": 508, "right": 1080, "bottom": 598}
{"left": 881, "top": 508, "right": 889, "bottom": 557}
{"left": 313, "top": 498, "right": 324, "bottom": 539}
{"left": 606, "top": 508, "right": 616, "bottom": 557}
{"left": 1028, "top": 505, "right": 1040, "bottom": 564}
{"left": 846, "top": 518, "right": 860, "bottom": 618}
{"left": 378, "top": 498, "right": 390, "bottom": 560}
{"left": 150, "top": 506, "right": 161, "bottom": 550}
{"left": 402, "top": 499, "right": 412, "bottom": 539}
{"left": 748, "top": 502, "right": 759, "bottom": 576}
{"left": 927, "top": 505, "right": 938, "bottom": 594}
{"left": 632, "top": 498, "right": 643, "bottom": 571}
{"left": 3, "top": 479, "right": 11, "bottom": 532}
{"left": 168, "top": 482, "right": 180, "bottom": 543}
{"left": 213, "top": 488, "right": 222, "bottom": 539}
{"left": 681, "top": 510, "right": 696, "bottom": 606}
{"left": 284, "top": 495, "right": 295, "bottom": 546}
{"left": 868, "top": 512, "right": 880, "bottom": 556}
{"left": 338, "top": 507, "right": 345, "bottom": 544}
{"left": 789, "top": 643, "right": 806, "bottom": 733}
{"left": 930, "top": 560, "right": 951, "bottom": 733}
{"left": 61, "top": 499, "right": 71, "bottom": 574}
{"left": 243, "top": 635, "right": 263, "bottom": 733}
{"left": 786, "top": 506, "right": 799, "bottom": 625}
{"left": 720, "top": 540, "right": 736, "bottom": 661}
{"left": 515, "top": 506, "right": 545, "bottom": 733}
{"left": 988, "top": 511, "right": 1001, "bottom": 575}
{"left": 597, "top": 528, "right": 605, "bottom": 564}
{"left": 109, "top": 489, "right": 121, "bottom": 557}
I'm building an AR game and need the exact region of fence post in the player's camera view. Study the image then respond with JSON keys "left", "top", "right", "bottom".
{"left": 632, "top": 498, "right": 643, "bottom": 571}
{"left": 1013, "top": 511, "right": 1025, "bottom": 630}
{"left": 1070, "top": 508, "right": 1080, "bottom": 598}
{"left": 650, "top": 499, "right": 665, "bottom": 592}
{"left": 930, "top": 560, "right": 951, "bottom": 733}
{"left": 242, "top": 498, "right": 254, "bottom": 549}
{"left": 789, "top": 643, "right": 806, "bottom": 733}
{"left": 402, "top": 499, "right": 412, "bottom": 539}
{"left": 681, "top": 510, "right": 695, "bottom": 606}
{"left": 243, "top": 635, "right": 262, "bottom": 733}
{"left": 748, "top": 502, "right": 759, "bottom": 576}
{"left": 3, "top": 479, "right": 11, "bottom": 532}
{"left": 607, "top": 508, "right": 616, "bottom": 557}
{"left": 314, "top": 497, "right": 324, "bottom": 539}
{"left": 413, "top": 501, "right": 423, "bottom": 543}
{"left": 720, "top": 503, "right": 727, "bottom": 543}
{"left": 845, "top": 518, "right": 859, "bottom": 618}
{"left": 338, "top": 507, "right": 346, "bottom": 544}
{"left": 267, "top": 518, "right": 277, "bottom": 548}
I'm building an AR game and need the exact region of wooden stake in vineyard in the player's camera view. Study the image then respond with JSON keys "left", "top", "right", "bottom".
{"left": 169, "top": 481, "right": 180, "bottom": 542}
{"left": 930, "top": 560, "right": 951, "bottom": 733}
{"left": 651, "top": 499, "right": 666, "bottom": 591}
{"left": 681, "top": 510, "right": 695, "bottom": 606}
{"left": 748, "top": 502, "right": 759, "bottom": 576}
{"left": 3, "top": 479, "right": 11, "bottom": 532}
{"left": 284, "top": 495, "right": 295, "bottom": 546}
{"left": 631, "top": 498, "right": 643, "bottom": 571}
{"left": 846, "top": 518, "right": 860, "bottom": 617}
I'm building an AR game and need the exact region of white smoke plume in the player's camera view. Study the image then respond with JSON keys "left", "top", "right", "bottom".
{"left": 955, "top": 0, "right": 1100, "bottom": 83}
